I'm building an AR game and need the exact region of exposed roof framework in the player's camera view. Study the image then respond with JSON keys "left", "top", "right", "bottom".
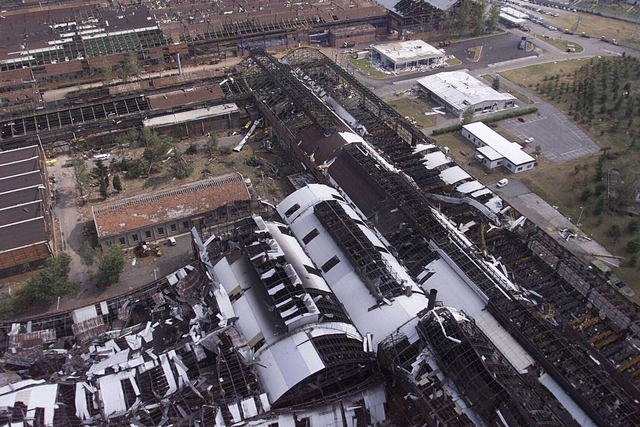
{"left": 418, "top": 307, "right": 562, "bottom": 426}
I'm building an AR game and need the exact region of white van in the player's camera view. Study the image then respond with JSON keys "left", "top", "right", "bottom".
{"left": 93, "top": 153, "right": 110, "bottom": 161}
{"left": 496, "top": 178, "right": 509, "bottom": 188}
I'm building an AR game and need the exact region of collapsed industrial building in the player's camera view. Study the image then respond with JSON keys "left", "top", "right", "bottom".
{"left": 1, "top": 47, "right": 640, "bottom": 426}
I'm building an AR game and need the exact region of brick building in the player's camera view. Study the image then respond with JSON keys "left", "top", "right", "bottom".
{"left": 0, "top": 145, "right": 56, "bottom": 278}
{"left": 92, "top": 173, "right": 251, "bottom": 249}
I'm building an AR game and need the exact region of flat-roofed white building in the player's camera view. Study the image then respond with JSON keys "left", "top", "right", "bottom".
{"left": 371, "top": 40, "right": 445, "bottom": 72}
{"left": 417, "top": 71, "right": 516, "bottom": 117}
{"left": 462, "top": 122, "right": 535, "bottom": 173}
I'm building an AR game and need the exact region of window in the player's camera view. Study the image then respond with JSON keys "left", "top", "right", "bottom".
{"left": 145, "top": 230, "right": 152, "bottom": 238}
{"left": 517, "top": 166, "right": 522, "bottom": 172}
{"left": 119, "top": 238, "right": 126, "bottom": 245}
{"left": 284, "top": 203, "right": 300, "bottom": 217}
{"left": 375, "top": 245, "right": 389, "bottom": 254}
{"left": 302, "top": 228, "right": 320, "bottom": 244}
{"left": 183, "top": 221, "right": 189, "bottom": 229}
{"left": 158, "top": 227, "right": 164, "bottom": 235}
{"left": 527, "top": 164, "right": 533, "bottom": 169}
{"left": 304, "top": 264, "right": 322, "bottom": 276}
{"left": 132, "top": 234, "right": 139, "bottom": 242}
{"left": 170, "top": 224, "right": 177, "bottom": 232}
{"left": 321, "top": 255, "right": 340, "bottom": 273}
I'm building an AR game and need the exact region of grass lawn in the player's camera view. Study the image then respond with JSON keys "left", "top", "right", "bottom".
{"left": 467, "top": 46, "right": 482, "bottom": 62}
{"left": 500, "top": 59, "right": 588, "bottom": 89}
{"left": 544, "top": 11, "right": 640, "bottom": 49}
{"left": 349, "top": 58, "right": 387, "bottom": 78}
{"left": 541, "top": 37, "right": 585, "bottom": 53}
{"left": 500, "top": 57, "right": 640, "bottom": 300}
{"left": 446, "top": 57, "right": 462, "bottom": 67}
{"left": 386, "top": 97, "right": 438, "bottom": 129}
{"left": 481, "top": 75, "right": 534, "bottom": 105}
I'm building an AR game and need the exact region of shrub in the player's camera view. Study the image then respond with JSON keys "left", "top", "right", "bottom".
{"left": 626, "top": 238, "right": 640, "bottom": 254}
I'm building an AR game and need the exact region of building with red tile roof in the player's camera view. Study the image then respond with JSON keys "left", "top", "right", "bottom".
{"left": 92, "top": 173, "right": 251, "bottom": 248}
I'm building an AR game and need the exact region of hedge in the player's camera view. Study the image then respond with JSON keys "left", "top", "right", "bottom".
{"left": 430, "top": 107, "right": 539, "bottom": 136}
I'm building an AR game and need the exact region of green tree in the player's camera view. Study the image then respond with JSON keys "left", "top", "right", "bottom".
{"left": 608, "top": 224, "right": 621, "bottom": 243}
{"left": 457, "top": 0, "right": 473, "bottom": 28}
{"left": 121, "top": 52, "right": 140, "bottom": 81}
{"left": 487, "top": 3, "right": 501, "bottom": 33}
{"left": 24, "top": 253, "right": 74, "bottom": 304}
{"left": 172, "top": 152, "right": 194, "bottom": 179}
{"left": 206, "top": 133, "right": 219, "bottom": 157}
{"left": 580, "top": 187, "right": 592, "bottom": 201}
{"left": 74, "top": 162, "right": 91, "bottom": 199}
{"left": 113, "top": 174, "right": 123, "bottom": 192}
{"left": 101, "top": 63, "right": 113, "bottom": 87}
{"left": 141, "top": 129, "right": 173, "bottom": 176}
{"left": 471, "top": 0, "right": 486, "bottom": 36}
{"left": 97, "top": 245, "right": 126, "bottom": 288}
{"left": 628, "top": 219, "right": 640, "bottom": 233}
{"left": 492, "top": 75, "right": 501, "bottom": 91}
{"left": 462, "top": 106, "right": 474, "bottom": 124}
{"left": 99, "top": 178, "right": 108, "bottom": 199}
{"left": 626, "top": 238, "right": 640, "bottom": 254}
{"left": 79, "top": 241, "right": 96, "bottom": 266}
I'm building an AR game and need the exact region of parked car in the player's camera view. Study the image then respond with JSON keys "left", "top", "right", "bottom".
{"left": 518, "top": 117, "right": 526, "bottom": 123}
{"left": 168, "top": 237, "right": 177, "bottom": 246}
{"left": 497, "top": 178, "right": 509, "bottom": 188}
{"left": 524, "top": 137, "right": 535, "bottom": 143}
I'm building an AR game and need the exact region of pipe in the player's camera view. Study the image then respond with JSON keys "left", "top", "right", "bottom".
{"left": 427, "top": 288, "right": 437, "bottom": 310}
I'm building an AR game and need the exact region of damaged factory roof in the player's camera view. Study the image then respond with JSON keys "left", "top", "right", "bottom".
{"left": 92, "top": 173, "right": 250, "bottom": 238}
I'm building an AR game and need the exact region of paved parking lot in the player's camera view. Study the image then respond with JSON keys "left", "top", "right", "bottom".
{"left": 445, "top": 32, "right": 538, "bottom": 69}
{"left": 498, "top": 83, "right": 600, "bottom": 162}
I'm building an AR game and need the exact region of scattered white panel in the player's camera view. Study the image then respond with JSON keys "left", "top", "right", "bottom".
{"left": 125, "top": 335, "right": 142, "bottom": 350}
{"left": 440, "top": 166, "right": 470, "bottom": 185}
{"left": 100, "top": 301, "right": 109, "bottom": 314}
{"left": 97, "top": 375, "right": 127, "bottom": 416}
{"left": 363, "top": 384, "right": 387, "bottom": 426}
{"left": 259, "top": 393, "right": 270, "bottom": 412}
{"left": 422, "top": 151, "right": 451, "bottom": 169}
{"left": 72, "top": 305, "right": 98, "bottom": 323}
{"left": 474, "top": 310, "right": 534, "bottom": 373}
{"left": 241, "top": 397, "right": 258, "bottom": 418}
{"left": 471, "top": 188, "right": 493, "bottom": 198}
{"left": 88, "top": 349, "right": 130, "bottom": 376}
{"left": 297, "top": 340, "right": 325, "bottom": 372}
{"left": 228, "top": 402, "right": 242, "bottom": 423}
{"left": 160, "top": 354, "right": 178, "bottom": 396}
{"left": 456, "top": 180, "right": 484, "bottom": 194}
{"left": 75, "top": 383, "right": 90, "bottom": 420}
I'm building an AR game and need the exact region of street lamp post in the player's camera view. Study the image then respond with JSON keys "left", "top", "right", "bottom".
{"left": 577, "top": 206, "right": 585, "bottom": 227}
